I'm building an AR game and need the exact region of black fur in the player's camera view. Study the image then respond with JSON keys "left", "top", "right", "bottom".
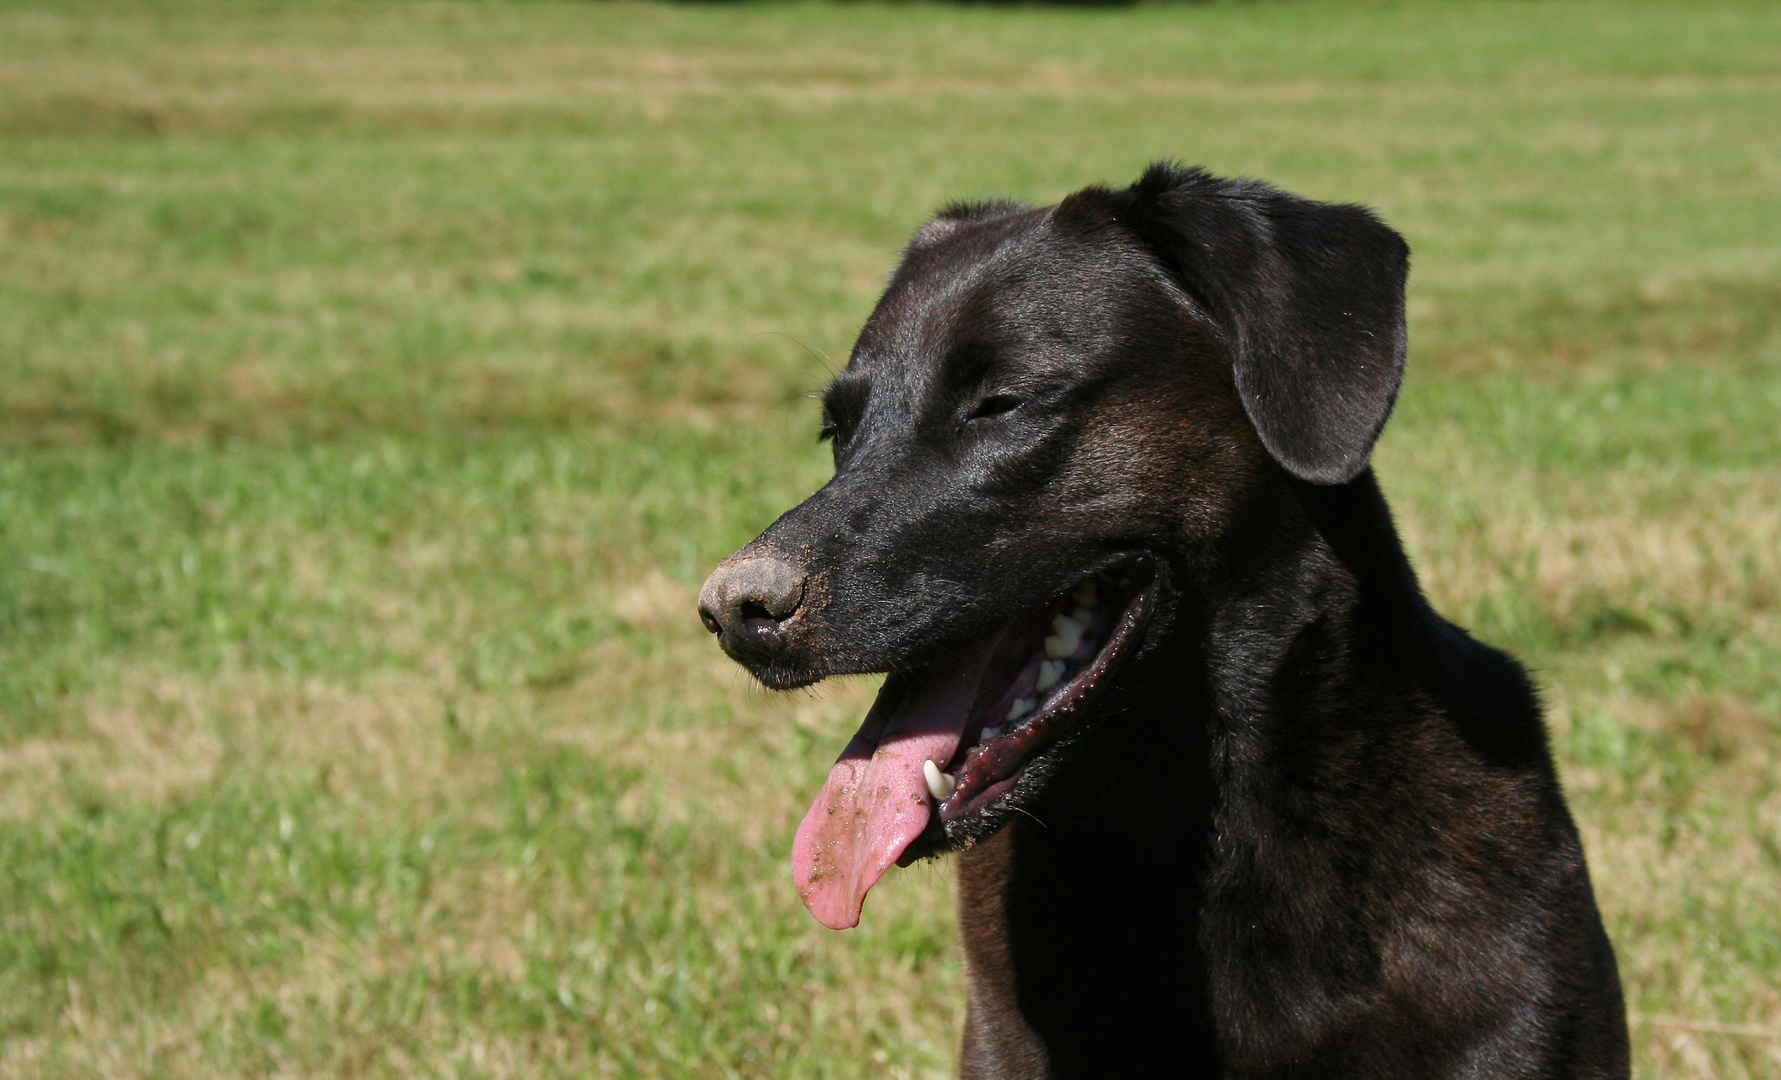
{"left": 699, "top": 163, "right": 1628, "bottom": 1078}
{"left": 1105, "top": 164, "right": 1409, "bottom": 484}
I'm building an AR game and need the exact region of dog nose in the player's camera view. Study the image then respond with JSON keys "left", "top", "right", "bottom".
{"left": 697, "top": 555, "right": 807, "bottom": 660}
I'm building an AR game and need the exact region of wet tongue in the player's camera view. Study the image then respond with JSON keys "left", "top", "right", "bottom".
{"left": 791, "top": 645, "right": 994, "bottom": 929}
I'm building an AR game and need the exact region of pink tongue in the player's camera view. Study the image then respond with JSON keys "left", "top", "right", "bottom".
{"left": 791, "top": 646, "right": 993, "bottom": 929}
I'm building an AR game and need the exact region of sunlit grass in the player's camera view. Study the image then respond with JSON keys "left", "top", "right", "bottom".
{"left": 1, "top": 1, "right": 1777, "bottom": 1076}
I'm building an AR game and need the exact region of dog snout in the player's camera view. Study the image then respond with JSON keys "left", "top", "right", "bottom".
{"left": 697, "top": 554, "right": 807, "bottom": 662}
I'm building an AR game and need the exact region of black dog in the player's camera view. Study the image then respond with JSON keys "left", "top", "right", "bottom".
{"left": 698, "top": 164, "right": 1629, "bottom": 1078}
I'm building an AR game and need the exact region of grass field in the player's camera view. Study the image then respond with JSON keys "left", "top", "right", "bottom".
{"left": 1, "top": 0, "right": 1778, "bottom": 1076}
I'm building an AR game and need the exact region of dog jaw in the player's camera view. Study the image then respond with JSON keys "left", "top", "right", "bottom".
{"left": 789, "top": 563, "right": 1155, "bottom": 929}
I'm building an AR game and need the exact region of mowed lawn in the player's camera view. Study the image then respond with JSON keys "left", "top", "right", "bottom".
{"left": 1, "top": 0, "right": 1777, "bottom": 1076}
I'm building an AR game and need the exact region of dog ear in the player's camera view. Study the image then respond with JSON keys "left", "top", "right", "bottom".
{"left": 1104, "top": 163, "right": 1410, "bottom": 485}
{"left": 907, "top": 198, "right": 1031, "bottom": 251}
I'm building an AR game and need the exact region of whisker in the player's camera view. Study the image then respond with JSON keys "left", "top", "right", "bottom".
{"left": 757, "top": 330, "right": 835, "bottom": 376}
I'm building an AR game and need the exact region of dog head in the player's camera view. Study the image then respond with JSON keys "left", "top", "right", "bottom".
{"left": 699, "top": 164, "right": 1409, "bottom": 928}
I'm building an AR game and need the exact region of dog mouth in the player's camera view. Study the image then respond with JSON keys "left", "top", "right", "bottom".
{"left": 791, "top": 559, "right": 1156, "bottom": 929}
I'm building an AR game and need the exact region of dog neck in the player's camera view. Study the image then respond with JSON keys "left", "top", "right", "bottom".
{"left": 956, "top": 469, "right": 1440, "bottom": 1076}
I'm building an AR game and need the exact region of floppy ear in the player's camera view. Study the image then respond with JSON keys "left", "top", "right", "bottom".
{"left": 1108, "top": 163, "right": 1409, "bottom": 485}
{"left": 904, "top": 198, "right": 1033, "bottom": 254}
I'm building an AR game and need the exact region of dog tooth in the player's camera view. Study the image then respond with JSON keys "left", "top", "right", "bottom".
{"left": 1071, "top": 605, "right": 1094, "bottom": 627}
{"left": 1035, "top": 659, "right": 1064, "bottom": 691}
{"left": 1007, "top": 697, "right": 1035, "bottom": 720}
{"left": 981, "top": 726, "right": 1003, "bottom": 741}
{"left": 923, "top": 760, "right": 952, "bottom": 801}
{"left": 1045, "top": 615, "right": 1083, "bottom": 657}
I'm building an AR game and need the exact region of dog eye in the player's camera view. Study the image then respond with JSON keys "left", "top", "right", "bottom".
{"left": 818, "top": 413, "right": 851, "bottom": 445}
{"left": 967, "top": 394, "right": 1022, "bottom": 421}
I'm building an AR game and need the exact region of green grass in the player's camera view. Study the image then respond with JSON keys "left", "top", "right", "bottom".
{"left": 1, "top": 0, "right": 1777, "bottom": 1076}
